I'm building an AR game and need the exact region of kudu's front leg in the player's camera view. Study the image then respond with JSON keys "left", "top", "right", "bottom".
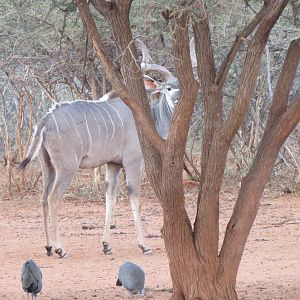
{"left": 102, "top": 163, "right": 121, "bottom": 254}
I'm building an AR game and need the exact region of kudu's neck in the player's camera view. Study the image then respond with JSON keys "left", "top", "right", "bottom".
{"left": 150, "top": 96, "right": 174, "bottom": 140}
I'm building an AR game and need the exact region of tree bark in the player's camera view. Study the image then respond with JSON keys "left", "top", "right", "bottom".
{"left": 76, "top": 1, "right": 299, "bottom": 299}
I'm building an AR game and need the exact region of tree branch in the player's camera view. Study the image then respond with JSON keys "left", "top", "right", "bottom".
{"left": 217, "top": 29, "right": 300, "bottom": 285}
{"left": 191, "top": 1, "right": 222, "bottom": 175}
{"left": 91, "top": 0, "right": 133, "bottom": 20}
{"left": 90, "top": 0, "right": 113, "bottom": 15}
{"left": 219, "top": 92, "right": 300, "bottom": 283}
{"left": 194, "top": 0, "right": 289, "bottom": 275}
{"left": 265, "top": 38, "right": 300, "bottom": 133}
{"left": 215, "top": 3, "right": 268, "bottom": 88}
{"left": 168, "top": 12, "right": 199, "bottom": 153}
{"left": 192, "top": 0, "right": 216, "bottom": 95}
{"left": 191, "top": 1, "right": 223, "bottom": 267}
{"left": 221, "top": 0, "right": 289, "bottom": 144}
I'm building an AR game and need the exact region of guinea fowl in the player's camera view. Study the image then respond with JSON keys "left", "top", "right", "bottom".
{"left": 116, "top": 261, "right": 145, "bottom": 295}
{"left": 21, "top": 259, "right": 42, "bottom": 299}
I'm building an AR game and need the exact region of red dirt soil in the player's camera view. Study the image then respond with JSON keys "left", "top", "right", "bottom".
{"left": 0, "top": 168, "right": 299, "bottom": 300}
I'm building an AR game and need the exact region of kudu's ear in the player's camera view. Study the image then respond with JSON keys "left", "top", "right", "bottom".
{"left": 143, "top": 75, "right": 159, "bottom": 94}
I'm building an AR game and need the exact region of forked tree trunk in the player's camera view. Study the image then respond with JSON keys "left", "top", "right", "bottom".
{"left": 76, "top": 1, "right": 300, "bottom": 299}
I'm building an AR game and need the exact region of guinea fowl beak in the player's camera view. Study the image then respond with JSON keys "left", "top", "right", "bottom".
{"left": 116, "top": 278, "right": 122, "bottom": 286}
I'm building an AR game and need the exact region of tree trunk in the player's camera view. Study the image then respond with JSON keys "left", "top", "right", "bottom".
{"left": 76, "top": 1, "right": 299, "bottom": 299}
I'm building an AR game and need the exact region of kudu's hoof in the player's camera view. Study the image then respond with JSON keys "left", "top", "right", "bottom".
{"left": 102, "top": 242, "right": 112, "bottom": 255}
{"left": 54, "top": 248, "right": 67, "bottom": 258}
{"left": 45, "top": 246, "right": 53, "bottom": 256}
{"left": 139, "top": 245, "right": 152, "bottom": 255}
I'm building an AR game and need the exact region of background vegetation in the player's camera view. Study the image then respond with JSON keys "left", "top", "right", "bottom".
{"left": 0, "top": 0, "right": 299, "bottom": 193}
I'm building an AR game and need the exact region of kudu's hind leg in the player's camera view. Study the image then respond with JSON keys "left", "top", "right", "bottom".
{"left": 102, "top": 163, "right": 121, "bottom": 254}
{"left": 39, "top": 146, "right": 55, "bottom": 256}
{"left": 124, "top": 162, "right": 151, "bottom": 254}
{"left": 48, "top": 169, "right": 75, "bottom": 258}
{"left": 41, "top": 176, "right": 55, "bottom": 256}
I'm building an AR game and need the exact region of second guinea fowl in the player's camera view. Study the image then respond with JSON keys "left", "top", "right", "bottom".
{"left": 116, "top": 261, "right": 145, "bottom": 295}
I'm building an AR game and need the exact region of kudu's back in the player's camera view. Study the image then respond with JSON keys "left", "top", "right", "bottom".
{"left": 18, "top": 95, "right": 142, "bottom": 171}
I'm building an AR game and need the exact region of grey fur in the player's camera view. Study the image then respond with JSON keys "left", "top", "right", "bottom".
{"left": 117, "top": 261, "right": 145, "bottom": 295}
{"left": 21, "top": 259, "right": 42, "bottom": 300}
{"left": 17, "top": 79, "right": 179, "bottom": 257}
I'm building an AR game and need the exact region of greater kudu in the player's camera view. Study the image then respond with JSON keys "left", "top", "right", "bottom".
{"left": 17, "top": 39, "right": 181, "bottom": 258}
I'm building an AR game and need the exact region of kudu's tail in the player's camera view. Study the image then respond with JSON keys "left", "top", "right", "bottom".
{"left": 17, "top": 120, "right": 46, "bottom": 171}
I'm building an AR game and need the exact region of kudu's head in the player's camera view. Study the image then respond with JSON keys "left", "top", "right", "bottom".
{"left": 135, "top": 38, "right": 180, "bottom": 108}
{"left": 135, "top": 38, "right": 183, "bottom": 139}
{"left": 135, "top": 38, "right": 197, "bottom": 139}
{"left": 157, "top": 77, "right": 180, "bottom": 110}
{"left": 135, "top": 37, "right": 196, "bottom": 109}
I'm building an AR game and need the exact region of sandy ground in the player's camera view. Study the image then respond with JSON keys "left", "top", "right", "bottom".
{"left": 0, "top": 168, "right": 299, "bottom": 300}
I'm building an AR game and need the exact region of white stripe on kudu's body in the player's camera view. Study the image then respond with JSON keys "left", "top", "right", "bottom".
{"left": 93, "top": 103, "right": 109, "bottom": 148}
{"left": 106, "top": 101, "right": 125, "bottom": 144}
{"left": 65, "top": 111, "right": 83, "bottom": 162}
{"left": 101, "top": 103, "right": 116, "bottom": 142}
{"left": 17, "top": 39, "right": 182, "bottom": 258}
{"left": 51, "top": 111, "right": 60, "bottom": 135}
